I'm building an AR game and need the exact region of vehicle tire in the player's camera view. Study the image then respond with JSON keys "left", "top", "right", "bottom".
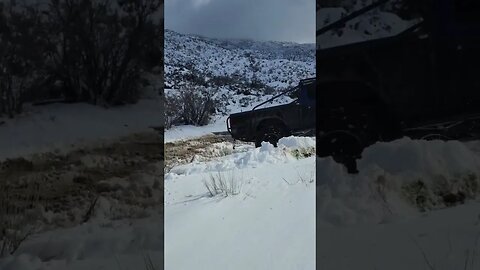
{"left": 255, "top": 123, "right": 287, "bottom": 148}
{"left": 317, "top": 131, "right": 363, "bottom": 174}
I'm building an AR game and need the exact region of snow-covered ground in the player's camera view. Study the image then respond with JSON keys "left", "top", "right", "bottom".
{"left": 317, "top": 138, "right": 480, "bottom": 269}
{"left": 165, "top": 137, "right": 316, "bottom": 270}
{"left": 0, "top": 97, "right": 163, "bottom": 161}
{"left": 0, "top": 214, "right": 164, "bottom": 270}
{"left": 0, "top": 95, "right": 164, "bottom": 270}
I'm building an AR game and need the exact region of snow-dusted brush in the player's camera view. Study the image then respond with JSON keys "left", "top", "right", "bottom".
{"left": 203, "top": 171, "right": 244, "bottom": 198}
{"left": 0, "top": 178, "right": 41, "bottom": 257}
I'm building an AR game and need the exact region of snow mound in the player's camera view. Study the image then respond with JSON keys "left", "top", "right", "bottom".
{"left": 317, "top": 138, "right": 480, "bottom": 227}
{"left": 359, "top": 138, "right": 480, "bottom": 177}
{"left": 278, "top": 136, "right": 315, "bottom": 149}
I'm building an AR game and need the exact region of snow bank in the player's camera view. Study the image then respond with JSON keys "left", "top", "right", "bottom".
{"left": 317, "top": 137, "right": 480, "bottom": 226}
{"left": 317, "top": 139, "right": 480, "bottom": 269}
{"left": 359, "top": 138, "right": 480, "bottom": 177}
{"left": 278, "top": 135, "right": 315, "bottom": 149}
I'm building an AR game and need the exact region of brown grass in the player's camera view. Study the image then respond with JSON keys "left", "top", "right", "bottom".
{"left": 164, "top": 134, "right": 234, "bottom": 171}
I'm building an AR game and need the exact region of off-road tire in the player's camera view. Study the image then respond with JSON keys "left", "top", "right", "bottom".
{"left": 317, "top": 131, "right": 363, "bottom": 174}
{"left": 255, "top": 123, "right": 287, "bottom": 148}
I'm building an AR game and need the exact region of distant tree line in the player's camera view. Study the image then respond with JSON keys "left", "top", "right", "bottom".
{"left": 0, "top": 0, "right": 162, "bottom": 118}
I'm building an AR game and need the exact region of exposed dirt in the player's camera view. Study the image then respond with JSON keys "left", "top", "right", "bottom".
{"left": 164, "top": 134, "right": 238, "bottom": 171}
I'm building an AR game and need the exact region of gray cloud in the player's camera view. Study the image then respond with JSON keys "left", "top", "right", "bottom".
{"left": 165, "top": 0, "right": 315, "bottom": 43}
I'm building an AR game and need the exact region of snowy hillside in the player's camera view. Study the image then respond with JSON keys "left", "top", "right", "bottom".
{"left": 164, "top": 30, "right": 315, "bottom": 137}
{"left": 165, "top": 29, "right": 315, "bottom": 91}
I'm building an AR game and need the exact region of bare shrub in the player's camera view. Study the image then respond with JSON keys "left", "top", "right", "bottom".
{"left": 166, "top": 86, "right": 219, "bottom": 127}
{"left": 45, "top": 0, "right": 162, "bottom": 106}
{"left": 203, "top": 171, "right": 242, "bottom": 197}
{"left": 179, "top": 86, "right": 217, "bottom": 126}
{"left": 282, "top": 170, "right": 314, "bottom": 186}
{"left": 164, "top": 93, "right": 182, "bottom": 129}
{"left": 0, "top": 3, "right": 47, "bottom": 117}
{"left": 0, "top": 0, "right": 162, "bottom": 116}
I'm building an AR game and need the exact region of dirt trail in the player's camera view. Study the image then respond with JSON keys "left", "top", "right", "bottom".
{"left": 0, "top": 131, "right": 163, "bottom": 232}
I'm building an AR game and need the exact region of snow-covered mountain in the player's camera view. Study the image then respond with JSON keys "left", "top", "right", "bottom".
{"left": 165, "top": 29, "right": 315, "bottom": 91}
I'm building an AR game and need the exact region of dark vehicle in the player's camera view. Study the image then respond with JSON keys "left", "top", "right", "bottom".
{"left": 227, "top": 78, "right": 316, "bottom": 147}
{"left": 316, "top": 0, "right": 480, "bottom": 173}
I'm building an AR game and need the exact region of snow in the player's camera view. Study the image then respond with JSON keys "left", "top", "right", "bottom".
{"left": 0, "top": 215, "right": 164, "bottom": 270}
{"left": 0, "top": 137, "right": 315, "bottom": 270}
{"left": 164, "top": 29, "right": 314, "bottom": 139}
{"left": 317, "top": 137, "right": 480, "bottom": 269}
{"left": 315, "top": 7, "right": 480, "bottom": 266}
{"left": 317, "top": 7, "right": 419, "bottom": 49}
{"left": 164, "top": 120, "right": 226, "bottom": 143}
{"left": 165, "top": 29, "right": 315, "bottom": 91}
{"left": 0, "top": 93, "right": 164, "bottom": 269}
{"left": 163, "top": 30, "right": 317, "bottom": 270}
{"left": 278, "top": 136, "right": 316, "bottom": 149}
{"left": 165, "top": 137, "right": 316, "bottom": 270}
{"left": 164, "top": 29, "right": 314, "bottom": 140}
{"left": 0, "top": 97, "right": 162, "bottom": 161}
{"left": 359, "top": 138, "right": 480, "bottom": 177}
{"left": 317, "top": 201, "right": 480, "bottom": 270}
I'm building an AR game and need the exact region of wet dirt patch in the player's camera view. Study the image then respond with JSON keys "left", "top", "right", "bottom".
{"left": 164, "top": 134, "right": 252, "bottom": 171}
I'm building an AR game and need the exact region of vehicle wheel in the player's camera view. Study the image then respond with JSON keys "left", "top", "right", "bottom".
{"left": 255, "top": 123, "right": 286, "bottom": 148}
{"left": 317, "top": 131, "right": 363, "bottom": 174}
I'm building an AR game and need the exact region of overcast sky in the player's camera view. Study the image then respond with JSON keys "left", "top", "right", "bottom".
{"left": 165, "top": 0, "right": 315, "bottom": 44}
